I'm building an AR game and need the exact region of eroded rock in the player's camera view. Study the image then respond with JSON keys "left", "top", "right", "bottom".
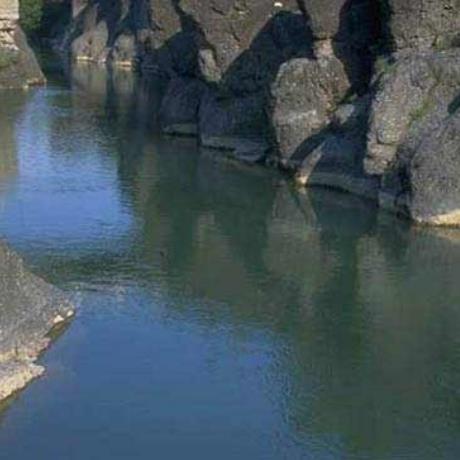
{"left": 59, "top": 0, "right": 460, "bottom": 227}
{"left": 366, "top": 51, "right": 460, "bottom": 176}
{"left": 0, "top": 1, "right": 45, "bottom": 89}
{"left": 0, "top": 242, "right": 74, "bottom": 401}
{"left": 385, "top": 0, "right": 460, "bottom": 51}
{"left": 271, "top": 56, "right": 350, "bottom": 162}
{"left": 398, "top": 108, "right": 460, "bottom": 226}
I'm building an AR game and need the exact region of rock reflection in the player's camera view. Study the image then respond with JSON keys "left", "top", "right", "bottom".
{"left": 71, "top": 63, "right": 460, "bottom": 458}
{"left": 0, "top": 61, "right": 459, "bottom": 459}
{"left": 0, "top": 92, "right": 30, "bottom": 180}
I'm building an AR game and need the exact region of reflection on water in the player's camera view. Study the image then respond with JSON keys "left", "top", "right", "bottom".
{"left": 0, "top": 60, "right": 459, "bottom": 459}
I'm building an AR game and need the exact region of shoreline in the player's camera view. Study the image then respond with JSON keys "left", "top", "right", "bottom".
{"left": 0, "top": 242, "right": 74, "bottom": 403}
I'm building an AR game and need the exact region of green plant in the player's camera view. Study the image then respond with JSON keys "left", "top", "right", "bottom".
{"left": 19, "top": 0, "right": 44, "bottom": 34}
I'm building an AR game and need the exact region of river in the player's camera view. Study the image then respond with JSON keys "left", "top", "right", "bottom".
{"left": 0, "top": 58, "right": 459, "bottom": 459}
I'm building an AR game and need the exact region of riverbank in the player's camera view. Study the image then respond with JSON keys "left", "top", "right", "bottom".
{"left": 57, "top": 0, "right": 460, "bottom": 227}
{"left": 0, "top": 242, "right": 74, "bottom": 402}
{"left": 0, "top": 1, "right": 44, "bottom": 89}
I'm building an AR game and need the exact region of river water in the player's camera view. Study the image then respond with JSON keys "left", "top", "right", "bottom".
{"left": 0, "top": 60, "right": 459, "bottom": 459}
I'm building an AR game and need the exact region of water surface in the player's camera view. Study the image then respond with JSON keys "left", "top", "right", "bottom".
{"left": 0, "top": 61, "right": 459, "bottom": 459}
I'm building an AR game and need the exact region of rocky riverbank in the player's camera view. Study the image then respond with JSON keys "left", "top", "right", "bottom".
{"left": 57, "top": 0, "right": 460, "bottom": 226}
{"left": 0, "top": 242, "right": 74, "bottom": 402}
{"left": 0, "top": 0, "right": 45, "bottom": 89}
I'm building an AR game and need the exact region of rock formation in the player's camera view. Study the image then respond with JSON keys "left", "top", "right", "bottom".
{"left": 0, "top": 0, "right": 45, "bottom": 89}
{"left": 59, "top": 0, "right": 460, "bottom": 226}
{"left": 0, "top": 242, "right": 74, "bottom": 402}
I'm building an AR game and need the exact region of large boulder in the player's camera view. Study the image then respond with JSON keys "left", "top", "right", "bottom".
{"left": 0, "top": 242, "right": 74, "bottom": 401}
{"left": 406, "top": 110, "right": 460, "bottom": 225}
{"left": 271, "top": 56, "right": 350, "bottom": 162}
{"left": 366, "top": 51, "right": 460, "bottom": 177}
{"left": 0, "top": 24, "right": 45, "bottom": 89}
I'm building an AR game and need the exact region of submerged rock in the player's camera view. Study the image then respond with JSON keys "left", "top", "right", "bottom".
{"left": 0, "top": 242, "right": 74, "bottom": 401}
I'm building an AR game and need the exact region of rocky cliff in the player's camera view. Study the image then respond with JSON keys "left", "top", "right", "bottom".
{"left": 0, "top": 0, "right": 45, "bottom": 88}
{"left": 64, "top": 0, "right": 460, "bottom": 226}
{"left": 0, "top": 242, "right": 74, "bottom": 402}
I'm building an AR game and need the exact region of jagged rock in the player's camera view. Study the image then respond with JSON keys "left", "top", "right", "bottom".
{"left": 271, "top": 56, "right": 350, "bottom": 162}
{"left": 179, "top": 1, "right": 309, "bottom": 86}
{"left": 406, "top": 110, "right": 460, "bottom": 225}
{"left": 59, "top": 0, "right": 460, "bottom": 227}
{"left": 0, "top": 242, "right": 74, "bottom": 401}
{"left": 385, "top": 0, "right": 460, "bottom": 51}
{"left": 300, "top": 0, "right": 379, "bottom": 89}
{"left": 0, "top": 26, "right": 45, "bottom": 89}
{"left": 366, "top": 51, "right": 460, "bottom": 177}
{"left": 0, "top": 0, "right": 45, "bottom": 89}
{"left": 71, "top": 12, "right": 109, "bottom": 64}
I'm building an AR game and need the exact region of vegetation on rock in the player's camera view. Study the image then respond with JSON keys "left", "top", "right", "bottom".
{"left": 19, "top": 0, "right": 43, "bottom": 34}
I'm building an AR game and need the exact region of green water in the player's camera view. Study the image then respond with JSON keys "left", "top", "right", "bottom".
{"left": 0, "top": 61, "right": 459, "bottom": 459}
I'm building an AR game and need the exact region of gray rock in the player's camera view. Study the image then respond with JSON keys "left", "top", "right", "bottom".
{"left": 179, "top": 0, "right": 306, "bottom": 83}
{"left": 58, "top": 0, "right": 460, "bottom": 227}
{"left": 159, "top": 77, "right": 206, "bottom": 134}
{"left": 407, "top": 110, "right": 460, "bottom": 225}
{"left": 0, "top": 242, "right": 74, "bottom": 401}
{"left": 199, "top": 90, "right": 268, "bottom": 141}
{"left": 71, "top": 13, "right": 109, "bottom": 64}
{"left": 385, "top": 0, "right": 460, "bottom": 51}
{"left": 0, "top": 24, "right": 45, "bottom": 89}
{"left": 271, "top": 56, "right": 350, "bottom": 161}
{"left": 366, "top": 51, "right": 460, "bottom": 177}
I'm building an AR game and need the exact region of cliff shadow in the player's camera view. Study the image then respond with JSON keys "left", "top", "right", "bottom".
{"left": 201, "top": 10, "right": 315, "bottom": 141}
{"left": 333, "top": 0, "right": 383, "bottom": 95}
{"left": 151, "top": 8, "right": 315, "bottom": 141}
{"left": 219, "top": 10, "right": 314, "bottom": 96}
{"left": 287, "top": 0, "right": 394, "bottom": 179}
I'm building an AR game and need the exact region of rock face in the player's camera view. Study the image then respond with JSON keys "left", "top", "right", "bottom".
{"left": 61, "top": 0, "right": 460, "bottom": 226}
{"left": 272, "top": 55, "right": 350, "bottom": 163}
{"left": 408, "top": 111, "right": 460, "bottom": 225}
{"left": 366, "top": 52, "right": 460, "bottom": 176}
{"left": 385, "top": 0, "right": 460, "bottom": 51}
{"left": 0, "top": 0, "right": 45, "bottom": 89}
{"left": 367, "top": 50, "right": 460, "bottom": 223}
{"left": 0, "top": 242, "right": 74, "bottom": 401}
